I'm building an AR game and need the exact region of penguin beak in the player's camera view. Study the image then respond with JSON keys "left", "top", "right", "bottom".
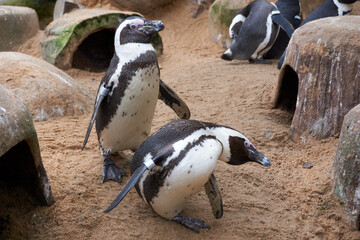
{"left": 247, "top": 145, "right": 271, "bottom": 167}
{"left": 221, "top": 48, "right": 233, "bottom": 61}
{"left": 139, "top": 20, "right": 164, "bottom": 34}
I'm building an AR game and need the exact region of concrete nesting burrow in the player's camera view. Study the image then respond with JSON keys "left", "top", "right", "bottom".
{"left": 41, "top": 9, "right": 163, "bottom": 71}
{"left": 273, "top": 16, "right": 360, "bottom": 139}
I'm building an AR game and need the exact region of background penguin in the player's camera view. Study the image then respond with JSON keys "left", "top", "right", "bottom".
{"left": 104, "top": 119, "right": 271, "bottom": 233}
{"left": 263, "top": 0, "right": 301, "bottom": 59}
{"left": 82, "top": 16, "right": 191, "bottom": 184}
{"left": 277, "top": 0, "right": 359, "bottom": 68}
{"left": 221, "top": 0, "right": 295, "bottom": 63}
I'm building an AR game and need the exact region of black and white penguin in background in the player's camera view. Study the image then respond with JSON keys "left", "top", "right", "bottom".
{"left": 263, "top": 0, "right": 301, "bottom": 59}
{"left": 221, "top": 0, "right": 295, "bottom": 63}
{"left": 277, "top": 0, "right": 360, "bottom": 68}
{"left": 104, "top": 119, "right": 271, "bottom": 233}
{"left": 82, "top": 16, "right": 191, "bottom": 183}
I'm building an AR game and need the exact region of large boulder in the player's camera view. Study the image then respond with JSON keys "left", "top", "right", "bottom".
{"left": 53, "top": 0, "right": 84, "bottom": 20}
{"left": 0, "top": 85, "right": 55, "bottom": 206}
{"left": 273, "top": 16, "right": 360, "bottom": 139}
{"left": 0, "top": 6, "right": 39, "bottom": 51}
{"left": 41, "top": 8, "right": 163, "bottom": 71}
{"left": 109, "top": 0, "right": 174, "bottom": 14}
{"left": 333, "top": 104, "right": 360, "bottom": 230}
{"left": 0, "top": 52, "right": 92, "bottom": 121}
{"left": 208, "top": 0, "right": 253, "bottom": 49}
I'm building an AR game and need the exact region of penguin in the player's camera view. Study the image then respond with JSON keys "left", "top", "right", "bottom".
{"left": 263, "top": 0, "right": 301, "bottom": 59}
{"left": 82, "top": 16, "right": 191, "bottom": 184}
{"left": 277, "top": 0, "right": 359, "bottom": 68}
{"left": 221, "top": 0, "right": 295, "bottom": 63}
{"left": 104, "top": 119, "right": 271, "bottom": 233}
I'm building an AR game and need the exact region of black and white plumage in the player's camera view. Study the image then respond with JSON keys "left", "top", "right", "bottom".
{"left": 104, "top": 119, "right": 271, "bottom": 233}
{"left": 82, "top": 16, "right": 190, "bottom": 183}
{"left": 221, "top": 0, "right": 295, "bottom": 63}
{"left": 277, "top": 0, "right": 359, "bottom": 68}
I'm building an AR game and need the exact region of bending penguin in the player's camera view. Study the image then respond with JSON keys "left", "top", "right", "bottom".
{"left": 104, "top": 119, "right": 271, "bottom": 233}
{"left": 221, "top": 0, "right": 295, "bottom": 63}
{"left": 277, "top": 0, "right": 360, "bottom": 68}
{"left": 82, "top": 16, "right": 191, "bottom": 183}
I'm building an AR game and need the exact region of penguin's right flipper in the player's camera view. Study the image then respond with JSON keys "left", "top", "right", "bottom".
{"left": 81, "top": 83, "right": 111, "bottom": 150}
{"left": 271, "top": 11, "right": 295, "bottom": 39}
{"left": 204, "top": 173, "right": 223, "bottom": 219}
{"left": 158, "top": 80, "right": 191, "bottom": 119}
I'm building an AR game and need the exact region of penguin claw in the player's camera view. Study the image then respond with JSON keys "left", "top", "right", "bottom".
{"left": 101, "top": 157, "right": 126, "bottom": 183}
{"left": 172, "top": 214, "right": 211, "bottom": 233}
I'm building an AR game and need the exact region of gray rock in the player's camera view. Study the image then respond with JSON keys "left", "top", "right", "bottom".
{"left": 41, "top": 8, "right": 163, "bottom": 70}
{"left": 0, "top": 85, "right": 55, "bottom": 206}
{"left": 110, "top": 0, "right": 174, "bottom": 14}
{"left": 53, "top": 0, "right": 84, "bottom": 20}
{"left": 0, "top": 52, "right": 92, "bottom": 121}
{"left": 273, "top": 16, "right": 360, "bottom": 139}
{"left": 0, "top": 6, "right": 39, "bottom": 51}
{"left": 333, "top": 104, "right": 360, "bottom": 230}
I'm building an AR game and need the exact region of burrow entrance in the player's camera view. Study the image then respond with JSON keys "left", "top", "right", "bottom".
{"left": 72, "top": 28, "right": 116, "bottom": 72}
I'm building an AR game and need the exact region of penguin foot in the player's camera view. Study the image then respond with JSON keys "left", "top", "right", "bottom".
{"left": 172, "top": 214, "right": 211, "bottom": 233}
{"left": 101, "top": 157, "right": 126, "bottom": 183}
{"left": 248, "top": 58, "right": 272, "bottom": 64}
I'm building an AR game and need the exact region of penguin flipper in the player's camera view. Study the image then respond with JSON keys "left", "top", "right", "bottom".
{"left": 204, "top": 173, "right": 223, "bottom": 219}
{"left": 158, "top": 80, "right": 191, "bottom": 119}
{"left": 271, "top": 12, "right": 295, "bottom": 39}
{"left": 81, "top": 83, "right": 111, "bottom": 150}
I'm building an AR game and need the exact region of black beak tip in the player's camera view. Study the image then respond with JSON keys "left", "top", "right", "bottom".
{"left": 221, "top": 53, "right": 232, "bottom": 61}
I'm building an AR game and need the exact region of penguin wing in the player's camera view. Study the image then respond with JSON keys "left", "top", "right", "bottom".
{"left": 158, "top": 80, "right": 191, "bottom": 119}
{"left": 204, "top": 173, "right": 223, "bottom": 219}
{"left": 271, "top": 12, "right": 295, "bottom": 39}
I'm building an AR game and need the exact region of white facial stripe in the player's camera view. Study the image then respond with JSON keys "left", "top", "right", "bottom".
{"left": 229, "top": 14, "right": 246, "bottom": 38}
{"left": 333, "top": 0, "right": 353, "bottom": 15}
{"left": 251, "top": 13, "right": 274, "bottom": 59}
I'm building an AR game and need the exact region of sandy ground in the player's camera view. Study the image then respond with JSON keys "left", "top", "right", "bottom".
{"left": 2, "top": 0, "right": 360, "bottom": 239}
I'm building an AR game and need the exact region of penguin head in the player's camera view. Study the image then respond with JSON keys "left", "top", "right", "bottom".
{"left": 115, "top": 16, "right": 165, "bottom": 45}
{"left": 226, "top": 136, "right": 270, "bottom": 167}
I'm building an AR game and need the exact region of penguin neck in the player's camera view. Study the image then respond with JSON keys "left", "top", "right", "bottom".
{"left": 333, "top": 0, "right": 353, "bottom": 15}
{"left": 208, "top": 127, "right": 249, "bottom": 163}
{"left": 115, "top": 42, "right": 155, "bottom": 64}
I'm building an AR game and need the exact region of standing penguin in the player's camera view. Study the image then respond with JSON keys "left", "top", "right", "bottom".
{"left": 263, "top": 0, "right": 301, "bottom": 59}
{"left": 277, "top": 0, "right": 360, "bottom": 68}
{"left": 104, "top": 119, "right": 271, "bottom": 233}
{"left": 221, "top": 0, "right": 295, "bottom": 63}
{"left": 82, "top": 16, "right": 191, "bottom": 183}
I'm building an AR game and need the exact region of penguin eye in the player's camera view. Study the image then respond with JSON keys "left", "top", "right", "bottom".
{"left": 230, "top": 30, "right": 234, "bottom": 38}
{"left": 244, "top": 141, "right": 251, "bottom": 148}
{"left": 130, "top": 24, "right": 137, "bottom": 30}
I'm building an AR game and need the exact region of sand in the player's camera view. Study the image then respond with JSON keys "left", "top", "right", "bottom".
{"left": 3, "top": 0, "right": 360, "bottom": 239}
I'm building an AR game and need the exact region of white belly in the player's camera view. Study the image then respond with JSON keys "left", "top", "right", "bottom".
{"left": 146, "top": 138, "right": 222, "bottom": 220}
{"left": 99, "top": 65, "right": 159, "bottom": 154}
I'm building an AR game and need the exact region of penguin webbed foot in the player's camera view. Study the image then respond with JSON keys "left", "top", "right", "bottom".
{"left": 248, "top": 58, "right": 272, "bottom": 64}
{"left": 172, "top": 214, "right": 211, "bottom": 233}
{"left": 102, "top": 157, "right": 126, "bottom": 183}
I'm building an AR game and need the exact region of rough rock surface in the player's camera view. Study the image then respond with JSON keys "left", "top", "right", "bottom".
{"left": 0, "top": 6, "right": 39, "bottom": 51}
{"left": 110, "top": 0, "right": 174, "bottom": 14}
{"left": 0, "top": 85, "right": 55, "bottom": 206}
{"left": 0, "top": 52, "right": 92, "bottom": 121}
{"left": 273, "top": 16, "right": 360, "bottom": 139}
{"left": 41, "top": 8, "right": 163, "bottom": 70}
{"left": 333, "top": 104, "right": 360, "bottom": 230}
{"left": 53, "top": 0, "right": 84, "bottom": 20}
{"left": 208, "top": 0, "right": 253, "bottom": 49}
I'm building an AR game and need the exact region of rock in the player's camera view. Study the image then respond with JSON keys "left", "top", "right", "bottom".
{"left": 41, "top": 8, "right": 163, "bottom": 71}
{"left": 333, "top": 104, "right": 360, "bottom": 230}
{"left": 299, "top": 0, "right": 324, "bottom": 17}
{"left": 273, "top": 16, "right": 360, "bottom": 139}
{"left": 0, "top": 6, "right": 39, "bottom": 51}
{"left": 0, "top": 0, "right": 55, "bottom": 28}
{"left": 0, "top": 85, "right": 55, "bottom": 206}
{"left": 208, "top": 0, "right": 253, "bottom": 49}
{"left": 110, "top": 0, "right": 174, "bottom": 14}
{"left": 0, "top": 52, "right": 92, "bottom": 121}
{"left": 53, "top": 0, "right": 84, "bottom": 20}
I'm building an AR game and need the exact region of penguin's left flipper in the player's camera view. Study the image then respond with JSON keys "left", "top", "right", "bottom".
{"left": 204, "top": 173, "right": 223, "bottom": 219}
{"left": 158, "top": 80, "right": 191, "bottom": 119}
{"left": 172, "top": 214, "right": 211, "bottom": 233}
{"left": 271, "top": 11, "right": 295, "bottom": 39}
